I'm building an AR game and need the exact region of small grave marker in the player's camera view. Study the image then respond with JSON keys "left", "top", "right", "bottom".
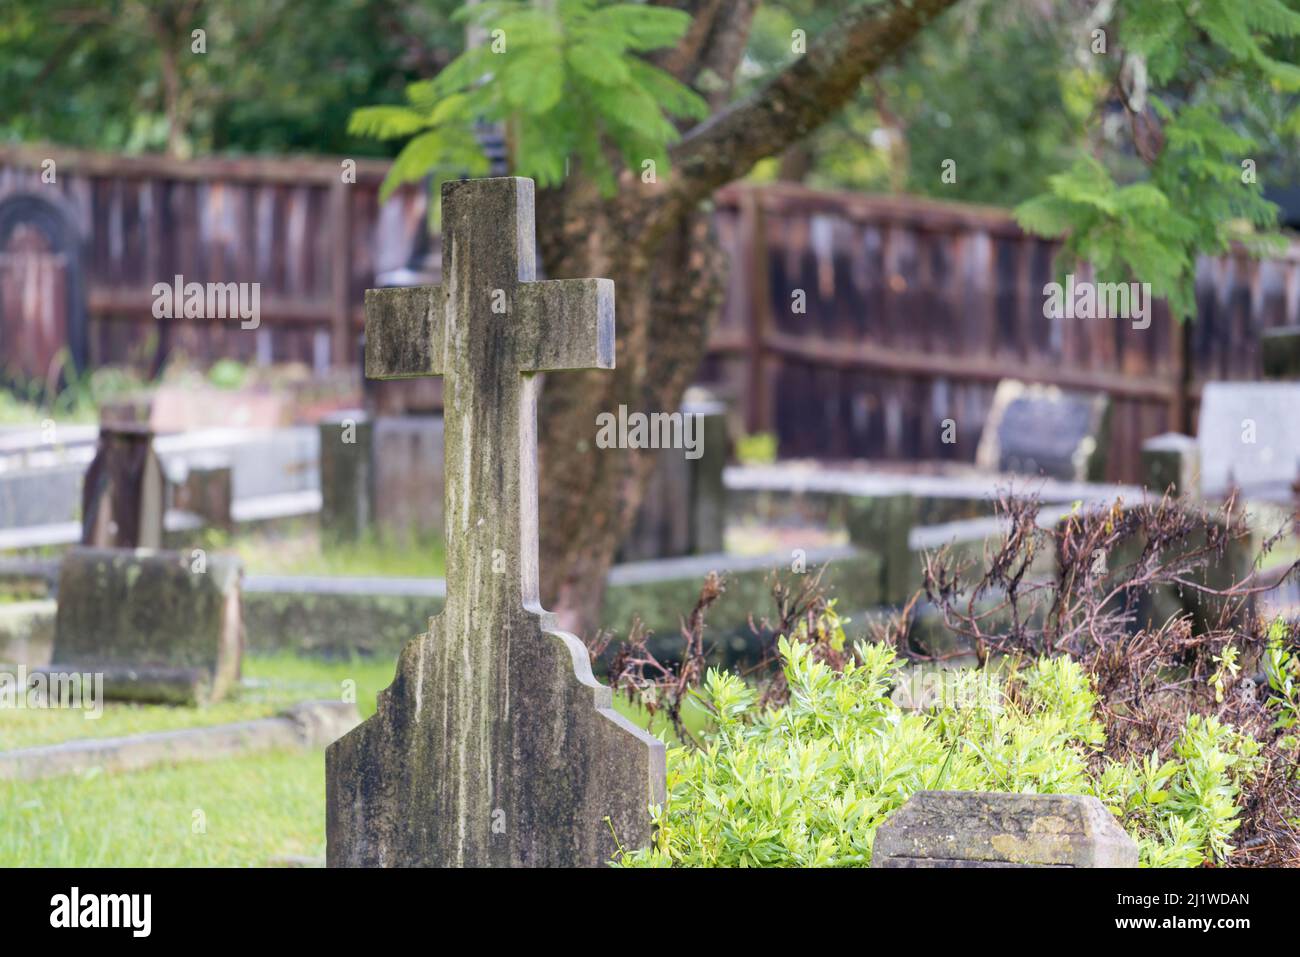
{"left": 50, "top": 546, "right": 243, "bottom": 705}
{"left": 1197, "top": 381, "right": 1300, "bottom": 498}
{"left": 873, "top": 790, "right": 1138, "bottom": 867}
{"left": 976, "top": 380, "right": 1110, "bottom": 482}
{"left": 80, "top": 424, "right": 166, "bottom": 548}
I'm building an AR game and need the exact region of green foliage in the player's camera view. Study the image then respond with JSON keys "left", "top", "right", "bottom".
{"left": 744, "top": 1, "right": 1092, "bottom": 204}
{"left": 206, "top": 358, "right": 249, "bottom": 390}
{"left": 193, "top": 522, "right": 446, "bottom": 579}
{"left": 350, "top": 0, "right": 708, "bottom": 201}
{"left": 0, "top": 356, "right": 146, "bottom": 425}
{"left": 0, "top": 0, "right": 466, "bottom": 157}
{"left": 735, "top": 432, "right": 778, "bottom": 466}
{"left": 1097, "top": 715, "right": 1262, "bottom": 867}
{"left": 619, "top": 636, "right": 1263, "bottom": 867}
{"left": 1016, "top": 0, "right": 1297, "bottom": 320}
{"left": 0, "top": 750, "right": 327, "bottom": 867}
{"left": 1264, "top": 621, "right": 1300, "bottom": 736}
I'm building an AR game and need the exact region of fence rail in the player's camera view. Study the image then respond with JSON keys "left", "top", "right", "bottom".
{"left": 0, "top": 144, "right": 426, "bottom": 375}
{"left": 707, "top": 182, "right": 1300, "bottom": 481}
{"left": 2, "top": 147, "right": 1298, "bottom": 482}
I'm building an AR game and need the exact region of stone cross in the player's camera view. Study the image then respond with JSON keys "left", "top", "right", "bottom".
{"left": 326, "top": 177, "right": 665, "bottom": 867}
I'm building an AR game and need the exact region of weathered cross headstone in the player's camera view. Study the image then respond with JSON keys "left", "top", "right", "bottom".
{"left": 326, "top": 177, "right": 665, "bottom": 867}
{"left": 976, "top": 380, "right": 1110, "bottom": 482}
{"left": 619, "top": 396, "right": 727, "bottom": 561}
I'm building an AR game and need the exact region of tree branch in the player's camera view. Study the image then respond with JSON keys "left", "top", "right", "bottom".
{"left": 663, "top": 0, "right": 961, "bottom": 211}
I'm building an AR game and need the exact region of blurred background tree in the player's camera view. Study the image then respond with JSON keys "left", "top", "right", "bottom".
{"left": 0, "top": 0, "right": 462, "bottom": 157}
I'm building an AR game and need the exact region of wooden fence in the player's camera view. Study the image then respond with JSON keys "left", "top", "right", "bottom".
{"left": 0, "top": 145, "right": 427, "bottom": 376}
{"left": 2, "top": 147, "right": 1298, "bottom": 481}
{"left": 706, "top": 183, "right": 1300, "bottom": 481}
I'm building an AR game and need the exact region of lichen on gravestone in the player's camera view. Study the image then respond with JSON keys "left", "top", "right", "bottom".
{"left": 872, "top": 790, "right": 1138, "bottom": 868}
{"left": 326, "top": 176, "right": 664, "bottom": 868}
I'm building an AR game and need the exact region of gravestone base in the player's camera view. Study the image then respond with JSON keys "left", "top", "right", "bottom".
{"left": 846, "top": 493, "right": 916, "bottom": 605}
{"left": 30, "top": 664, "right": 213, "bottom": 707}
{"left": 872, "top": 790, "right": 1138, "bottom": 867}
{"left": 327, "top": 611, "right": 664, "bottom": 867}
{"left": 52, "top": 547, "right": 243, "bottom": 705}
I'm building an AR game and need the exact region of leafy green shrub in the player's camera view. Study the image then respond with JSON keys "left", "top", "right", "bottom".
{"left": 350, "top": 0, "right": 708, "bottom": 201}
{"left": 735, "top": 432, "right": 778, "bottom": 466}
{"left": 618, "top": 635, "right": 1264, "bottom": 868}
{"left": 206, "top": 358, "right": 249, "bottom": 390}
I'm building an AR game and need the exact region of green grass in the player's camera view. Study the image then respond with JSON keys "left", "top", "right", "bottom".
{"left": 0, "top": 750, "right": 328, "bottom": 866}
{"left": 194, "top": 524, "right": 446, "bottom": 578}
{"left": 0, "top": 654, "right": 396, "bottom": 750}
{"left": 0, "top": 652, "right": 684, "bottom": 866}
{"left": 0, "top": 654, "right": 395, "bottom": 866}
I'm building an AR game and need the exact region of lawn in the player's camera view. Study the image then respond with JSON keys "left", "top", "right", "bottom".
{"left": 0, "top": 654, "right": 389, "bottom": 866}
{"left": 195, "top": 524, "right": 447, "bottom": 579}
{"left": 0, "top": 750, "right": 327, "bottom": 866}
{"left": 0, "top": 652, "right": 688, "bottom": 866}
{"left": 0, "top": 654, "right": 395, "bottom": 750}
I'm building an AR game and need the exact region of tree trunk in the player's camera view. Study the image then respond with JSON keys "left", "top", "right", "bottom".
{"left": 536, "top": 180, "right": 723, "bottom": 636}
{"left": 534, "top": 0, "right": 962, "bottom": 638}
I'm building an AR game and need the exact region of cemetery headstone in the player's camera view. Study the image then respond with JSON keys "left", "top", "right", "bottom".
{"left": 326, "top": 177, "right": 665, "bottom": 868}
{"left": 80, "top": 423, "right": 166, "bottom": 548}
{"left": 1197, "top": 382, "right": 1300, "bottom": 499}
{"left": 318, "top": 412, "right": 447, "bottom": 545}
{"left": 619, "top": 397, "right": 727, "bottom": 561}
{"left": 976, "top": 380, "right": 1110, "bottom": 482}
{"left": 318, "top": 411, "right": 373, "bottom": 543}
{"left": 372, "top": 415, "right": 445, "bottom": 541}
{"left": 847, "top": 492, "right": 917, "bottom": 606}
{"left": 1260, "top": 325, "right": 1300, "bottom": 380}
{"left": 1141, "top": 433, "right": 1200, "bottom": 499}
{"left": 49, "top": 546, "right": 243, "bottom": 705}
{"left": 172, "top": 454, "right": 234, "bottom": 530}
{"left": 872, "top": 790, "right": 1138, "bottom": 867}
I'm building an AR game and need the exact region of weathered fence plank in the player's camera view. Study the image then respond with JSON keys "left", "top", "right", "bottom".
{"left": 3, "top": 148, "right": 1297, "bottom": 481}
